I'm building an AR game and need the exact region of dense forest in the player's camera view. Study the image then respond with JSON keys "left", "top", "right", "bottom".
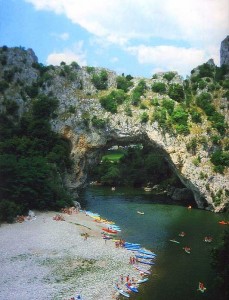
{"left": 0, "top": 94, "right": 74, "bottom": 222}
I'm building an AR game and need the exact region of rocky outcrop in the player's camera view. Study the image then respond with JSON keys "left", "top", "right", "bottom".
{"left": 0, "top": 46, "right": 228, "bottom": 212}
{"left": 220, "top": 36, "right": 229, "bottom": 66}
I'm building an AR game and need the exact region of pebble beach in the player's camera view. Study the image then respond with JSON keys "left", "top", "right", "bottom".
{"left": 0, "top": 210, "right": 151, "bottom": 300}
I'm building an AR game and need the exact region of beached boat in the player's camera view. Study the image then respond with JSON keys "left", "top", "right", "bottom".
{"left": 137, "top": 277, "right": 149, "bottom": 283}
{"left": 133, "top": 264, "right": 151, "bottom": 274}
{"left": 114, "top": 285, "right": 130, "bottom": 298}
{"left": 136, "top": 254, "right": 156, "bottom": 259}
{"left": 138, "top": 248, "right": 155, "bottom": 256}
{"left": 138, "top": 259, "right": 155, "bottom": 265}
{"left": 102, "top": 227, "right": 118, "bottom": 234}
{"left": 126, "top": 283, "right": 138, "bottom": 293}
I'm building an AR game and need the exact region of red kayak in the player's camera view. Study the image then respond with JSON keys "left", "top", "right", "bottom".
{"left": 102, "top": 227, "right": 118, "bottom": 234}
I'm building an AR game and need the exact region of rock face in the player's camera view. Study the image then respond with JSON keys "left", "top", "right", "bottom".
{"left": 220, "top": 36, "right": 229, "bottom": 66}
{"left": 0, "top": 46, "right": 228, "bottom": 213}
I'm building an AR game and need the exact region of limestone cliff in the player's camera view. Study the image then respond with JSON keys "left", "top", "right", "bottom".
{"left": 0, "top": 44, "right": 228, "bottom": 212}
{"left": 220, "top": 36, "right": 229, "bottom": 66}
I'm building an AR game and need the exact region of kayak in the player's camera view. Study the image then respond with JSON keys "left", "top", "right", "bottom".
{"left": 135, "top": 254, "right": 156, "bottom": 259}
{"left": 114, "top": 285, "right": 130, "bottom": 298}
{"left": 169, "top": 239, "right": 180, "bottom": 244}
{"left": 219, "top": 221, "right": 228, "bottom": 225}
{"left": 138, "top": 259, "right": 155, "bottom": 265}
{"left": 125, "top": 242, "right": 141, "bottom": 247}
{"left": 138, "top": 248, "right": 155, "bottom": 256}
{"left": 133, "top": 264, "right": 151, "bottom": 274}
{"left": 125, "top": 283, "right": 138, "bottom": 293}
{"left": 137, "top": 278, "right": 149, "bottom": 283}
{"left": 125, "top": 244, "right": 141, "bottom": 249}
{"left": 102, "top": 228, "right": 118, "bottom": 234}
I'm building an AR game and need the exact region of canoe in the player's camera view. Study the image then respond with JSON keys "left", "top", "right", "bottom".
{"left": 125, "top": 283, "right": 138, "bottom": 293}
{"left": 137, "top": 278, "right": 149, "bottom": 283}
{"left": 114, "top": 285, "right": 130, "bottom": 298}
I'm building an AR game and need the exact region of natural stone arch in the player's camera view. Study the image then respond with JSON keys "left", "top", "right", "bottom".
{"left": 55, "top": 116, "right": 212, "bottom": 211}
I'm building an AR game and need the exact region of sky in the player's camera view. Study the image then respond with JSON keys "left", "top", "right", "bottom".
{"left": 0, "top": 0, "right": 228, "bottom": 78}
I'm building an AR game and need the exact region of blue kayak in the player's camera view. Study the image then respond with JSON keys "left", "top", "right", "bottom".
{"left": 114, "top": 285, "right": 130, "bottom": 298}
{"left": 138, "top": 259, "right": 155, "bottom": 265}
{"left": 135, "top": 254, "right": 156, "bottom": 259}
{"left": 126, "top": 283, "right": 138, "bottom": 293}
{"left": 138, "top": 248, "right": 156, "bottom": 256}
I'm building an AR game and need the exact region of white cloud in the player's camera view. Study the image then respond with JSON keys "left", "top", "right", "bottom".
{"left": 46, "top": 41, "right": 87, "bottom": 66}
{"left": 126, "top": 45, "right": 207, "bottom": 76}
{"left": 51, "top": 32, "right": 70, "bottom": 41}
{"left": 26, "top": 0, "right": 228, "bottom": 74}
{"left": 25, "top": 0, "right": 229, "bottom": 46}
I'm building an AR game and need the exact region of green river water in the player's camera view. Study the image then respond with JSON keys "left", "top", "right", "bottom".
{"left": 80, "top": 186, "right": 228, "bottom": 300}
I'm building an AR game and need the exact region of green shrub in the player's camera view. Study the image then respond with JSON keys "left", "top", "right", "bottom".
{"left": 190, "top": 110, "right": 202, "bottom": 123}
{"left": 163, "top": 72, "right": 175, "bottom": 82}
{"left": 210, "top": 150, "right": 229, "bottom": 172}
{"left": 125, "top": 106, "right": 132, "bottom": 117}
{"left": 92, "top": 70, "right": 108, "bottom": 90}
{"left": 91, "top": 116, "right": 106, "bottom": 128}
{"left": 153, "top": 108, "right": 167, "bottom": 127}
{"left": 168, "top": 84, "right": 184, "bottom": 102}
{"left": 198, "top": 63, "right": 214, "bottom": 78}
{"left": 116, "top": 75, "right": 133, "bottom": 92}
{"left": 186, "top": 138, "right": 197, "bottom": 154}
{"left": 86, "top": 66, "right": 95, "bottom": 73}
{"left": 198, "top": 80, "right": 207, "bottom": 89}
{"left": 0, "top": 200, "right": 21, "bottom": 223}
{"left": 192, "top": 156, "right": 201, "bottom": 166}
{"left": 152, "top": 82, "right": 166, "bottom": 94}
{"left": 150, "top": 98, "right": 159, "bottom": 106}
{"left": 161, "top": 98, "right": 175, "bottom": 115}
{"left": 100, "top": 89, "right": 126, "bottom": 113}
{"left": 140, "top": 112, "right": 149, "bottom": 123}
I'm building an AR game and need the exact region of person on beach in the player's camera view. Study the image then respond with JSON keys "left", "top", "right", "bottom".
{"left": 84, "top": 233, "right": 89, "bottom": 240}
{"left": 120, "top": 274, "right": 124, "bottom": 284}
{"left": 129, "top": 256, "right": 133, "bottom": 264}
{"left": 126, "top": 275, "right": 130, "bottom": 282}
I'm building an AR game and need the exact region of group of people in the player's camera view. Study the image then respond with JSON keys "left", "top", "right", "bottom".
{"left": 114, "top": 239, "right": 125, "bottom": 248}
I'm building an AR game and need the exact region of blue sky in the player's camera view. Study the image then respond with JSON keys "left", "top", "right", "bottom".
{"left": 0, "top": 0, "right": 228, "bottom": 78}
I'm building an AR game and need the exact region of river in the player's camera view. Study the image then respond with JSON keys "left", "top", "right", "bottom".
{"left": 80, "top": 186, "right": 228, "bottom": 300}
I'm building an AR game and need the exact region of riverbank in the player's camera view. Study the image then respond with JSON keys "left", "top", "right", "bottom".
{"left": 0, "top": 210, "right": 148, "bottom": 300}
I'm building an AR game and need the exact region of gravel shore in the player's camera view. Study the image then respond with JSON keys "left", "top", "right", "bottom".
{"left": 0, "top": 210, "right": 150, "bottom": 300}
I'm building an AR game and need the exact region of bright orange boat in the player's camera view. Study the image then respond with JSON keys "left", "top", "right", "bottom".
{"left": 102, "top": 227, "right": 118, "bottom": 234}
{"left": 218, "top": 221, "right": 228, "bottom": 225}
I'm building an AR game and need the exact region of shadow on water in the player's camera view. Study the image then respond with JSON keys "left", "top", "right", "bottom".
{"left": 79, "top": 186, "right": 227, "bottom": 300}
